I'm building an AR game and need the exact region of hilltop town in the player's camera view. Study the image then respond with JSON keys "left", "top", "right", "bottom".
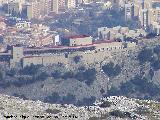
{"left": 0, "top": 0, "right": 159, "bottom": 69}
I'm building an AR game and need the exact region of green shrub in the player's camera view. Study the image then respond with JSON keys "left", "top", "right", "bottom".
{"left": 36, "top": 72, "right": 49, "bottom": 81}
{"left": 6, "top": 69, "right": 16, "bottom": 77}
{"left": 153, "top": 45, "right": 160, "bottom": 55}
{"left": 76, "top": 96, "right": 96, "bottom": 106}
{"left": 0, "top": 71, "right": 3, "bottom": 81}
{"left": 75, "top": 68, "right": 96, "bottom": 86}
{"left": 20, "top": 64, "right": 41, "bottom": 75}
{"left": 51, "top": 70, "right": 61, "bottom": 79}
{"left": 84, "top": 68, "right": 96, "bottom": 85}
{"left": 118, "top": 75, "right": 160, "bottom": 97}
{"left": 151, "top": 60, "right": 160, "bottom": 71}
{"left": 100, "top": 88, "right": 105, "bottom": 94}
{"left": 106, "top": 87, "right": 120, "bottom": 96}
{"left": 102, "top": 62, "right": 121, "bottom": 77}
{"left": 62, "top": 93, "right": 76, "bottom": 104}
{"left": 44, "top": 92, "right": 61, "bottom": 104}
{"left": 13, "top": 93, "right": 28, "bottom": 100}
{"left": 109, "top": 110, "right": 125, "bottom": 118}
{"left": 62, "top": 71, "right": 74, "bottom": 79}
{"left": 73, "top": 56, "right": 81, "bottom": 64}
{"left": 138, "top": 49, "right": 153, "bottom": 64}
{"left": 99, "top": 101, "right": 111, "bottom": 108}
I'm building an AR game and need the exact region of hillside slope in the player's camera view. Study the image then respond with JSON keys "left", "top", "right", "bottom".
{"left": 0, "top": 37, "right": 160, "bottom": 105}
{"left": 0, "top": 94, "right": 160, "bottom": 120}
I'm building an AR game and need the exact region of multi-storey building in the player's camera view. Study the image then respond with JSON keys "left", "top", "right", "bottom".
{"left": 124, "top": 2, "right": 134, "bottom": 21}
{"left": 51, "top": 0, "right": 59, "bottom": 14}
{"left": 134, "top": 0, "right": 160, "bottom": 33}
{"left": 110, "top": 0, "right": 120, "bottom": 10}
{"left": 140, "top": 9, "right": 149, "bottom": 29}
{"left": 0, "top": 0, "right": 9, "bottom": 6}
{"left": 58, "top": 0, "right": 65, "bottom": 9}
{"left": 39, "top": 0, "right": 51, "bottom": 16}
{"left": 98, "top": 26, "right": 147, "bottom": 40}
{"left": 67, "top": 0, "right": 76, "bottom": 9}
{"left": 16, "top": 20, "right": 31, "bottom": 29}
{"left": 8, "top": 0, "right": 25, "bottom": 15}
{"left": 61, "top": 35, "right": 92, "bottom": 46}
{"left": 26, "top": 1, "right": 40, "bottom": 20}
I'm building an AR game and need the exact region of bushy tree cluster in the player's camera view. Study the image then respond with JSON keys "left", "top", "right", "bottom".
{"left": 106, "top": 75, "right": 160, "bottom": 98}
{"left": 44, "top": 93, "right": 76, "bottom": 104}
{"left": 0, "top": 71, "right": 3, "bottom": 81}
{"left": 109, "top": 110, "right": 127, "bottom": 118}
{"left": 138, "top": 46, "right": 160, "bottom": 71}
{"left": 102, "top": 62, "right": 121, "bottom": 77}
{"left": 61, "top": 93, "right": 76, "bottom": 104}
{"left": 12, "top": 72, "right": 49, "bottom": 87}
{"left": 146, "top": 32, "right": 157, "bottom": 39}
{"left": 44, "top": 92, "right": 61, "bottom": 104}
{"left": 99, "top": 101, "right": 111, "bottom": 108}
{"left": 13, "top": 93, "right": 28, "bottom": 100}
{"left": 76, "top": 96, "right": 96, "bottom": 106}
{"left": 75, "top": 68, "right": 97, "bottom": 86}
{"left": 6, "top": 69, "right": 16, "bottom": 77}
{"left": 150, "top": 45, "right": 160, "bottom": 71}
{"left": 20, "top": 64, "right": 41, "bottom": 75}
{"left": 62, "top": 71, "right": 74, "bottom": 80}
{"left": 51, "top": 70, "right": 61, "bottom": 79}
{"left": 151, "top": 60, "right": 160, "bottom": 71}
{"left": 12, "top": 76, "right": 35, "bottom": 87}
{"left": 36, "top": 72, "right": 49, "bottom": 81}
{"left": 73, "top": 56, "right": 81, "bottom": 64}
{"left": 137, "top": 48, "right": 153, "bottom": 64}
{"left": 45, "top": 93, "right": 96, "bottom": 106}
{"left": 51, "top": 68, "right": 97, "bottom": 86}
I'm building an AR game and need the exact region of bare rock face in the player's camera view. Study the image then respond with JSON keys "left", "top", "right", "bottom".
{"left": 0, "top": 94, "right": 159, "bottom": 120}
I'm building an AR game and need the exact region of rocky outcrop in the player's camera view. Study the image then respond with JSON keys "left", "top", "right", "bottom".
{"left": 0, "top": 94, "right": 159, "bottom": 120}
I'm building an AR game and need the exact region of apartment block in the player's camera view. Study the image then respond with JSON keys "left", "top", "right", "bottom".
{"left": 61, "top": 35, "right": 92, "bottom": 46}
{"left": 26, "top": 1, "right": 40, "bottom": 20}
{"left": 67, "top": 0, "right": 76, "bottom": 9}
{"left": 124, "top": 2, "right": 134, "bottom": 21}
{"left": 133, "top": 0, "right": 160, "bottom": 33}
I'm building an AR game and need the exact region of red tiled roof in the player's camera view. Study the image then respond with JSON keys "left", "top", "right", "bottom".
{"left": 65, "top": 35, "right": 90, "bottom": 39}
{"left": 25, "top": 40, "right": 118, "bottom": 50}
{"left": 93, "top": 40, "right": 116, "bottom": 44}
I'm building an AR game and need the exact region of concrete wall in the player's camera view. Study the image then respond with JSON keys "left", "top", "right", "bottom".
{"left": 15, "top": 42, "right": 137, "bottom": 68}
{"left": 70, "top": 37, "right": 92, "bottom": 46}
{"left": 23, "top": 54, "right": 68, "bottom": 67}
{"left": 95, "top": 42, "right": 123, "bottom": 52}
{"left": 42, "top": 55, "right": 68, "bottom": 66}
{"left": 23, "top": 56, "right": 43, "bottom": 67}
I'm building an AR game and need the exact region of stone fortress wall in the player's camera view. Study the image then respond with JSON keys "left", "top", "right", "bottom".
{"left": 19, "top": 41, "right": 137, "bottom": 68}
